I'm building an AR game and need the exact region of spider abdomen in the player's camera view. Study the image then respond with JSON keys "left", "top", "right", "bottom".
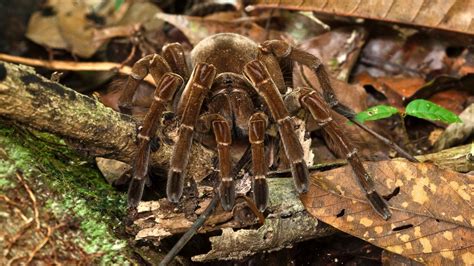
{"left": 191, "top": 33, "right": 259, "bottom": 74}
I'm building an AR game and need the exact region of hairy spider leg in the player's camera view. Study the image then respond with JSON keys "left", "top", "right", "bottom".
{"left": 260, "top": 40, "right": 417, "bottom": 162}
{"left": 244, "top": 60, "right": 309, "bottom": 194}
{"left": 162, "top": 43, "right": 191, "bottom": 81}
{"left": 249, "top": 112, "right": 269, "bottom": 211}
{"left": 118, "top": 54, "right": 172, "bottom": 115}
{"left": 210, "top": 115, "right": 235, "bottom": 211}
{"left": 127, "top": 73, "right": 183, "bottom": 208}
{"left": 300, "top": 88, "right": 391, "bottom": 220}
{"left": 167, "top": 63, "right": 217, "bottom": 202}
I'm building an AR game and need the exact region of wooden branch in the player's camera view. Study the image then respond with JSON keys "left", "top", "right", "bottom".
{"left": 0, "top": 61, "right": 213, "bottom": 181}
{"left": 132, "top": 178, "right": 335, "bottom": 262}
{"left": 0, "top": 53, "right": 156, "bottom": 85}
{"left": 416, "top": 144, "right": 473, "bottom": 173}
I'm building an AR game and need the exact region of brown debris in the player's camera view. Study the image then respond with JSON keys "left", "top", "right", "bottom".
{"left": 301, "top": 160, "right": 474, "bottom": 264}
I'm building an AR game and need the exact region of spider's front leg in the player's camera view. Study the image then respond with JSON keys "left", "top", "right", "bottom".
{"left": 118, "top": 54, "right": 172, "bottom": 115}
{"left": 118, "top": 43, "right": 190, "bottom": 115}
{"left": 244, "top": 60, "right": 309, "bottom": 194}
{"left": 299, "top": 88, "right": 391, "bottom": 220}
{"left": 249, "top": 112, "right": 269, "bottom": 211}
{"left": 199, "top": 114, "right": 235, "bottom": 210}
{"left": 167, "top": 63, "right": 217, "bottom": 202}
{"left": 128, "top": 73, "right": 183, "bottom": 208}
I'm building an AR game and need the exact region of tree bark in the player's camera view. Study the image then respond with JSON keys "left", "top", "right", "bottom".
{"left": 0, "top": 61, "right": 214, "bottom": 181}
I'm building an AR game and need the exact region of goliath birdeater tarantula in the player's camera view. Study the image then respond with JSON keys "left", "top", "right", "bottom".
{"left": 119, "top": 33, "right": 391, "bottom": 220}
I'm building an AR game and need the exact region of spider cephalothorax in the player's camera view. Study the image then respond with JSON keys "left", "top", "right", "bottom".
{"left": 120, "top": 33, "right": 391, "bottom": 220}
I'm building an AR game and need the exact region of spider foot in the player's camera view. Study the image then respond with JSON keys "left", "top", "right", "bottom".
{"left": 291, "top": 161, "right": 309, "bottom": 193}
{"left": 367, "top": 191, "right": 391, "bottom": 220}
{"left": 167, "top": 170, "right": 184, "bottom": 203}
{"left": 253, "top": 177, "right": 269, "bottom": 212}
{"left": 127, "top": 178, "right": 146, "bottom": 209}
{"left": 219, "top": 180, "right": 235, "bottom": 211}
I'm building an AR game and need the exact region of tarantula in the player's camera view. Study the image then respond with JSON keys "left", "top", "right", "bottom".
{"left": 119, "top": 33, "right": 391, "bottom": 220}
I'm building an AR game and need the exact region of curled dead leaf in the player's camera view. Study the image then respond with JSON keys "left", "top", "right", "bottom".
{"left": 301, "top": 159, "right": 474, "bottom": 265}
{"left": 248, "top": 0, "right": 474, "bottom": 35}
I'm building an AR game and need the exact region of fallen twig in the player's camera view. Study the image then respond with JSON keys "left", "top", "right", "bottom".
{"left": 0, "top": 53, "right": 155, "bottom": 85}
{"left": 4, "top": 218, "right": 34, "bottom": 257}
{"left": 0, "top": 194, "right": 23, "bottom": 209}
{"left": 159, "top": 194, "right": 219, "bottom": 266}
{"left": 26, "top": 223, "right": 65, "bottom": 264}
{"left": 15, "top": 171, "right": 40, "bottom": 230}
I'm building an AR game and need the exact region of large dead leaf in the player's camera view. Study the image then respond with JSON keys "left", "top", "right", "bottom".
{"left": 247, "top": 0, "right": 474, "bottom": 35}
{"left": 297, "top": 27, "right": 368, "bottom": 82}
{"left": 154, "top": 13, "right": 284, "bottom": 45}
{"left": 301, "top": 159, "right": 474, "bottom": 265}
{"left": 26, "top": 0, "right": 161, "bottom": 58}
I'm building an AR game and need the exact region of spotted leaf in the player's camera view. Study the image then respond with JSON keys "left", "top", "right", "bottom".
{"left": 301, "top": 160, "right": 474, "bottom": 265}
{"left": 355, "top": 105, "right": 399, "bottom": 123}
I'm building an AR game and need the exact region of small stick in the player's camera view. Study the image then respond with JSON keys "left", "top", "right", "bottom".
{"left": 0, "top": 194, "right": 23, "bottom": 209}
{"left": 15, "top": 171, "right": 40, "bottom": 230}
{"left": 0, "top": 52, "right": 155, "bottom": 85}
{"left": 4, "top": 218, "right": 34, "bottom": 256}
{"left": 241, "top": 195, "right": 265, "bottom": 225}
{"left": 159, "top": 194, "right": 219, "bottom": 266}
{"left": 350, "top": 119, "right": 418, "bottom": 162}
{"left": 26, "top": 223, "right": 65, "bottom": 264}
{"left": 268, "top": 159, "right": 347, "bottom": 177}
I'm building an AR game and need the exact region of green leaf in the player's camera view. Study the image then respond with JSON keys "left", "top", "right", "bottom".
{"left": 355, "top": 105, "right": 399, "bottom": 123}
{"left": 405, "top": 99, "right": 462, "bottom": 124}
{"left": 115, "top": 0, "right": 124, "bottom": 11}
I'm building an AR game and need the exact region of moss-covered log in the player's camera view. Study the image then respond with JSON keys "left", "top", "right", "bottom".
{"left": 0, "top": 61, "right": 214, "bottom": 181}
{"left": 0, "top": 125, "right": 133, "bottom": 264}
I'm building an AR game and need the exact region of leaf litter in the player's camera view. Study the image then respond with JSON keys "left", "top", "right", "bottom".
{"left": 301, "top": 160, "right": 474, "bottom": 265}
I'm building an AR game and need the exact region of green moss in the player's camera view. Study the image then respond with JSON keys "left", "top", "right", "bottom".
{"left": 0, "top": 125, "right": 129, "bottom": 264}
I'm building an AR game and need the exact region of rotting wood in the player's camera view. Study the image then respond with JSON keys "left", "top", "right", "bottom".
{"left": 133, "top": 178, "right": 335, "bottom": 262}
{"left": 0, "top": 61, "right": 214, "bottom": 181}
{"left": 416, "top": 144, "right": 473, "bottom": 173}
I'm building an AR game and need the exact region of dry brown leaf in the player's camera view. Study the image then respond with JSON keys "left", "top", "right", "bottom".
{"left": 381, "top": 250, "right": 423, "bottom": 265}
{"left": 355, "top": 72, "right": 422, "bottom": 107}
{"left": 26, "top": 1, "right": 161, "bottom": 58}
{"left": 154, "top": 13, "right": 284, "bottom": 45}
{"left": 247, "top": 0, "right": 474, "bottom": 35}
{"left": 301, "top": 159, "right": 474, "bottom": 265}
{"left": 355, "top": 73, "right": 473, "bottom": 113}
{"left": 297, "top": 27, "right": 368, "bottom": 82}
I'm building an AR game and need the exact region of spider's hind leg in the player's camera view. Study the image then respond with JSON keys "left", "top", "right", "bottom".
{"left": 299, "top": 88, "right": 391, "bottom": 220}
{"left": 259, "top": 40, "right": 417, "bottom": 162}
